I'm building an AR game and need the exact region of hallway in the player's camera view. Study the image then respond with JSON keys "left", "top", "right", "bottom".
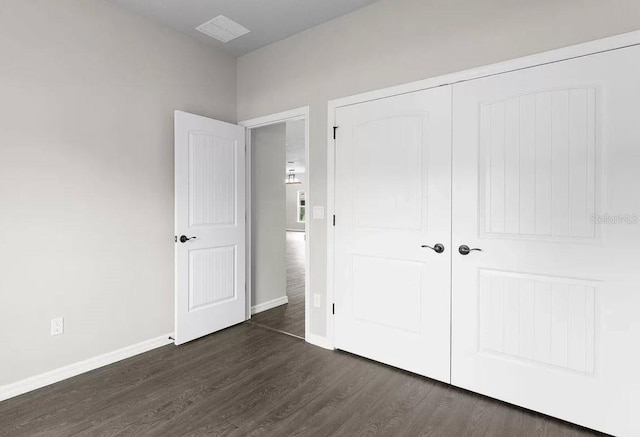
{"left": 250, "top": 231, "right": 305, "bottom": 337}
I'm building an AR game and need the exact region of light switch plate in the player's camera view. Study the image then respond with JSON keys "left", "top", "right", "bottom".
{"left": 312, "top": 206, "right": 325, "bottom": 220}
{"left": 313, "top": 294, "right": 321, "bottom": 308}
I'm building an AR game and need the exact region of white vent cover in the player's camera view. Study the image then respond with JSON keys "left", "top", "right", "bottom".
{"left": 196, "top": 15, "right": 250, "bottom": 43}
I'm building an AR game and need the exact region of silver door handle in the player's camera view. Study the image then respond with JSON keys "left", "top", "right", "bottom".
{"left": 421, "top": 243, "right": 445, "bottom": 254}
{"left": 458, "top": 245, "right": 482, "bottom": 255}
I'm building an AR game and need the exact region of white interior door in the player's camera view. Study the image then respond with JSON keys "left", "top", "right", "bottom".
{"left": 334, "top": 87, "right": 452, "bottom": 382}
{"left": 174, "top": 111, "right": 246, "bottom": 345}
{"left": 451, "top": 46, "right": 640, "bottom": 436}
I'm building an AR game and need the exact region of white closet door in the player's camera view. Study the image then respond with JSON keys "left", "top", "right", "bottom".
{"left": 334, "top": 86, "right": 452, "bottom": 382}
{"left": 452, "top": 46, "right": 640, "bottom": 436}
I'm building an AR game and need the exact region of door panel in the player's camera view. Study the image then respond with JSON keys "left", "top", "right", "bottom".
{"left": 479, "top": 88, "right": 597, "bottom": 240}
{"left": 334, "top": 86, "right": 452, "bottom": 382}
{"left": 452, "top": 46, "right": 640, "bottom": 436}
{"left": 175, "top": 111, "right": 246, "bottom": 345}
{"left": 352, "top": 255, "right": 422, "bottom": 333}
{"left": 189, "top": 246, "right": 236, "bottom": 310}
{"left": 188, "top": 132, "right": 237, "bottom": 227}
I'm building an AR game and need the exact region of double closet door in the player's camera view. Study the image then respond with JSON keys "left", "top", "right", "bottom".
{"left": 333, "top": 44, "right": 640, "bottom": 437}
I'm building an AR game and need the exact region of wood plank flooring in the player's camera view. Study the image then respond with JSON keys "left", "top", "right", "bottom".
{"left": 250, "top": 231, "right": 305, "bottom": 338}
{"left": 0, "top": 323, "right": 606, "bottom": 436}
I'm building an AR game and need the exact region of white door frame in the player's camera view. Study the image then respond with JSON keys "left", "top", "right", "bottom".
{"left": 326, "top": 30, "right": 640, "bottom": 350}
{"left": 239, "top": 106, "right": 311, "bottom": 339}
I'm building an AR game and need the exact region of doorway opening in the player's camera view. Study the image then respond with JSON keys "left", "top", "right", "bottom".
{"left": 240, "top": 108, "right": 310, "bottom": 340}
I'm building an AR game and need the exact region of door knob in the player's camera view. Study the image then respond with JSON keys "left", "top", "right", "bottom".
{"left": 421, "top": 243, "right": 445, "bottom": 254}
{"left": 459, "top": 245, "right": 482, "bottom": 255}
{"left": 179, "top": 235, "right": 197, "bottom": 243}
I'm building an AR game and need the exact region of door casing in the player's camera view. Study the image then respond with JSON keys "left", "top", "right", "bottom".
{"left": 239, "top": 107, "right": 312, "bottom": 341}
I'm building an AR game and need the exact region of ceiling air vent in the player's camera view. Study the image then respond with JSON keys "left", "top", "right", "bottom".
{"left": 196, "top": 15, "right": 250, "bottom": 43}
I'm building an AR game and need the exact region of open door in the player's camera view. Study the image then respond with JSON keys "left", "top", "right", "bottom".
{"left": 174, "top": 111, "right": 246, "bottom": 345}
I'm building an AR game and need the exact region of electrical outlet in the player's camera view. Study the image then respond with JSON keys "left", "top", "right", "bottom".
{"left": 313, "top": 294, "right": 321, "bottom": 308}
{"left": 51, "top": 317, "right": 64, "bottom": 336}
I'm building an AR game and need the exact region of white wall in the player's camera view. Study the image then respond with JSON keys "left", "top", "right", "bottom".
{"left": 286, "top": 173, "right": 307, "bottom": 231}
{"left": 0, "top": 0, "right": 237, "bottom": 387}
{"left": 237, "top": 0, "right": 640, "bottom": 338}
{"left": 251, "top": 124, "right": 287, "bottom": 308}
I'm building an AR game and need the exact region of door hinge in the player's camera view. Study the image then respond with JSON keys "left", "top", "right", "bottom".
{"left": 333, "top": 126, "right": 338, "bottom": 140}
{"left": 332, "top": 303, "right": 335, "bottom": 315}
{"left": 333, "top": 215, "right": 336, "bottom": 226}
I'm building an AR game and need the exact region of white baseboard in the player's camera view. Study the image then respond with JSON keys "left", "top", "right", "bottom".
{"left": 251, "top": 296, "right": 289, "bottom": 315}
{"left": 306, "top": 333, "right": 334, "bottom": 350}
{"left": 0, "top": 333, "right": 174, "bottom": 403}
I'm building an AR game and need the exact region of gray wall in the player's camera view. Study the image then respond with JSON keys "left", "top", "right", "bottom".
{"left": 251, "top": 124, "right": 287, "bottom": 309}
{"left": 286, "top": 173, "right": 307, "bottom": 231}
{"left": 4, "top": 0, "right": 640, "bottom": 388}
{"left": 0, "top": 0, "right": 237, "bottom": 387}
{"left": 237, "top": 0, "right": 640, "bottom": 338}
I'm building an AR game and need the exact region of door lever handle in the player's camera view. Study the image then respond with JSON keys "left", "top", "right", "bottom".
{"left": 179, "top": 235, "right": 197, "bottom": 243}
{"left": 421, "top": 243, "right": 445, "bottom": 254}
{"left": 458, "top": 245, "right": 482, "bottom": 255}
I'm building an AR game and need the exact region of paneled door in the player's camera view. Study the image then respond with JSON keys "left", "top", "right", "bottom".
{"left": 174, "top": 111, "right": 246, "bottom": 345}
{"left": 334, "top": 87, "right": 452, "bottom": 382}
{"left": 451, "top": 46, "right": 640, "bottom": 436}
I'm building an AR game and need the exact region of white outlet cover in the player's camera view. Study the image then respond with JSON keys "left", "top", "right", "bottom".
{"left": 312, "top": 206, "right": 325, "bottom": 220}
{"left": 51, "top": 317, "right": 64, "bottom": 336}
{"left": 313, "top": 294, "right": 322, "bottom": 308}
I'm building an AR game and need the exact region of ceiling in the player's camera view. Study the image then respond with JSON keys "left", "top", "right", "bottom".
{"left": 286, "top": 120, "right": 305, "bottom": 174}
{"left": 108, "top": 0, "right": 380, "bottom": 57}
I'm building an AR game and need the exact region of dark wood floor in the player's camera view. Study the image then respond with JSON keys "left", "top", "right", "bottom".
{"left": 0, "top": 322, "right": 605, "bottom": 437}
{"left": 250, "top": 231, "right": 305, "bottom": 338}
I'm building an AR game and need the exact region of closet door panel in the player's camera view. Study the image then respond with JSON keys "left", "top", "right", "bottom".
{"left": 333, "top": 86, "right": 452, "bottom": 382}
{"left": 452, "top": 45, "right": 640, "bottom": 436}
